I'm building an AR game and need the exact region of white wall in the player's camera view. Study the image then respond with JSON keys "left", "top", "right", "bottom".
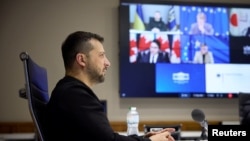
{"left": 0, "top": 0, "right": 249, "bottom": 122}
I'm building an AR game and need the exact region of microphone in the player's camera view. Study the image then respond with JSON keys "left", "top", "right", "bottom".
{"left": 191, "top": 109, "right": 208, "bottom": 140}
{"left": 191, "top": 109, "right": 207, "bottom": 129}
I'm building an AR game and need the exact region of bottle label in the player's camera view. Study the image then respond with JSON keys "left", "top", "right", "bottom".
{"left": 127, "top": 115, "right": 139, "bottom": 124}
{"left": 127, "top": 108, "right": 139, "bottom": 135}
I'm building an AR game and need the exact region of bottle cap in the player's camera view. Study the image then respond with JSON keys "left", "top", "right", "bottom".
{"left": 130, "top": 107, "right": 136, "bottom": 110}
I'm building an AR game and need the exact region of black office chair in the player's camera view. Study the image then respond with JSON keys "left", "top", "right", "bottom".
{"left": 19, "top": 51, "right": 49, "bottom": 141}
{"left": 144, "top": 124, "right": 182, "bottom": 140}
{"left": 238, "top": 92, "right": 250, "bottom": 126}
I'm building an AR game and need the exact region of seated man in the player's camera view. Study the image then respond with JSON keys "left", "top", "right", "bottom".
{"left": 45, "top": 31, "right": 175, "bottom": 141}
{"left": 147, "top": 11, "right": 167, "bottom": 32}
{"left": 189, "top": 12, "right": 214, "bottom": 35}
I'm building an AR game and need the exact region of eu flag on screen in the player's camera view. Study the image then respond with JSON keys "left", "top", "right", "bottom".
{"left": 213, "top": 8, "right": 228, "bottom": 36}
{"left": 188, "top": 35, "right": 229, "bottom": 63}
{"left": 133, "top": 4, "right": 145, "bottom": 30}
{"left": 180, "top": 6, "right": 229, "bottom": 36}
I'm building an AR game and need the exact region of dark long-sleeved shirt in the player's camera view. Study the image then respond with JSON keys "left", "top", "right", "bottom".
{"left": 45, "top": 76, "right": 151, "bottom": 141}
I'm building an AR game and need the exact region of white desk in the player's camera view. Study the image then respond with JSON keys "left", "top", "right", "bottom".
{"left": 221, "top": 121, "right": 240, "bottom": 125}
{"left": 118, "top": 131, "right": 201, "bottom": 138}
{"left": 181, "top": 131, "right": 201, "bottom": 138}
{"left": 0, "top": 131, "right": 202, "bottom": 141}
{"left": 0, "top": 133, "right": 35, "bottom": 141}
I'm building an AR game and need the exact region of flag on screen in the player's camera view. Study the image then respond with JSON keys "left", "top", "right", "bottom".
{"left": 138, "top": 33, "right": 154, "bottom": 51}
{"left": 230, "top": 8, "right": 250, "bottom": 36}
{"left": 167, "top": 6, "right": 177, "bottom": 31}
{"left": 230, "top": 8, "right": 240, "bottom": 36}
{"left": 129, "top": 33, "right": 138, "bottom": 63}
{"left": 171, "top": 35, "right": 181, "bottom": 63}
{"left": 133, "top": 4, "right": 145, "bottom": 30}
{"left": 156, "top": 33, "right": 170, "bottom": 52}
{"left": 172, "top": 35, "right": 181, "bottom": 58}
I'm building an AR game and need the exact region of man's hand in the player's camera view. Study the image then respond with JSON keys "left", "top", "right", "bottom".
{"left": 145, "top": 128, "right": 176, "bottom": 141}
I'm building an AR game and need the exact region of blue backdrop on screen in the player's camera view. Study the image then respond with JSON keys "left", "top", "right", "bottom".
{"left": 180, "top": 6, "right": 229, "bottom": 36}
{"left": 181, "top": 35, "right": 229, "bottom": 63}
{"left": 156, "top": 64, "right": 205, "bottom": 93}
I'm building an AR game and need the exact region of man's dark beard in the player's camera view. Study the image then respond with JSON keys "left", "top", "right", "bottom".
{"left": 86, "top": 64, "right": 105, "bottom": 83}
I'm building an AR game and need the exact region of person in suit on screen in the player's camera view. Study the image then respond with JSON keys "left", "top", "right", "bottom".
{"left": 139, "top": 39, "right": 170, "bottom": 63}
{"left": 45, "top": 31, "right": 175, "bottom": 141}
{"left": 193, "top": 43, "right": 214, "bottom": 64}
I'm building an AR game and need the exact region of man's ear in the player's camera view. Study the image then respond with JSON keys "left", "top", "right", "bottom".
{"left": 76, "top": 53, "right": 87, "bottom": 66}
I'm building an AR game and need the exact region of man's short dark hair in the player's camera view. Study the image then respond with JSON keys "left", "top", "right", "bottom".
{"left": 61, "top": 31, "right": 104, "bottom": 69}
{"left": 151, "top": 39, "right": 161, "bottom": 49}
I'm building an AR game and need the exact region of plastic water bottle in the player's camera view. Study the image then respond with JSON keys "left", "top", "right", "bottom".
{"left": 127, "top": 107, "right": 139, "bottom": 135}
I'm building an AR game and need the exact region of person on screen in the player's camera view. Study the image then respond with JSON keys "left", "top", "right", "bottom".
{"left": 193, "top": 43, "right": 214, "bottom": 64}
{"left": 138, "top": 39, "right": 170, "bottom": 63}
{"left": 147, "top": 11, "right": 167, "bottom": 32}
{"left": 189, "top": 12, "right": 214, "bottom": 35}
{"left": 245, "top": 26, "right": 250, "bottom": 37}
{"left": 45, "top": 31, "right": 175, "bottom": 141}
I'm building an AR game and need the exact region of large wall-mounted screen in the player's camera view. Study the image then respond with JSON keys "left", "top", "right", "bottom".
{"left": 119, "top": 1, "right": 250, "bottom": 98}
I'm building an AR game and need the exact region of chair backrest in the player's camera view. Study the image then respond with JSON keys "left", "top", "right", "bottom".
{"left": 100, "top": 100, "right": 107, "bottom": 114}
{"left": 19, "top": 52, "right": 49, "bottom": 141}
{"left": 238, "top": 92, "right": 250, "bottom": 125}
{"left": 144, "top": 124, "right": 182, "bottom": 140}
